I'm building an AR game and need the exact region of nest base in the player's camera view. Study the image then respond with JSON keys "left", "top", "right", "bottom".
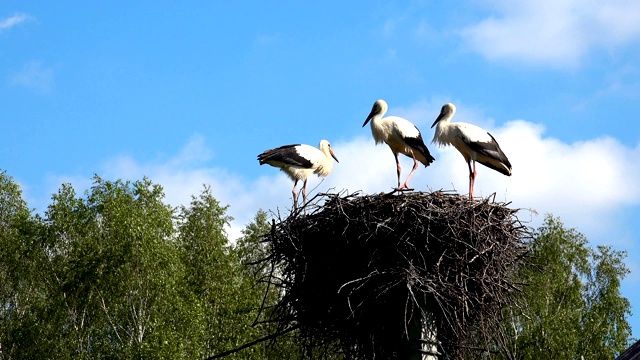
{"left": 261, "top": 191, "right": 529, "bottom": 359}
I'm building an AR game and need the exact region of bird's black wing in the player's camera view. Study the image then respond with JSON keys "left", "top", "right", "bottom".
{"left": 403, "top": 131, "right": 436, "bottom": 166}
{"left": 257, "top": 144, "right": 314, "bottom": 168}
{"left": 465, "top": 132, "right": 512, "bottom": 171}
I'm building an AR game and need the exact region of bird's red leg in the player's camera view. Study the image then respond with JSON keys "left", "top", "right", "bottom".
{"left": 467, "top": 160, "right": 475, "bottom": 199}
{"left": 301, "top": 179, "right": 310, "bottom": 214}
{"left": 472, "top": 161, "right": 477, "bottom": 198}
{"left": 400, "top": 153, "right": 420, "bottom": 189}
{"left": 394, "top": 152, "right": 403, "bottom": 189}
{"left": 292, "top": 180, "right": 299, "bottom": 209}
{"left": 302, "top": 179, "right": 308, "bottom": 205}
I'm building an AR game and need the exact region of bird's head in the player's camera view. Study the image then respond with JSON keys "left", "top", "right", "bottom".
{"left": 362, "top": 99, "right": 388, "bottom": 127}
{"left": 431, "top": 102, "right": 456, "bottom": 128}
{"left": 319, "top": 140, "right": 339, "bottom": 163}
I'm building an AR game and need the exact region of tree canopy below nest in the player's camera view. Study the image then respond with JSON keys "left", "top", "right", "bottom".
{"left": 259, "top": 190, "right": 530, "bottom": 359}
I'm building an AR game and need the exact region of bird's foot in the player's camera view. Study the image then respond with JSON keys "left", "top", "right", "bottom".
{"left": 397, "top": 183, "right": 414, "bottom": 191}
{"left": 392, "top": 187, "right": 414, "bottom": 192}
{"left": 386, "top": 188, "right": 409, "bottom": 196}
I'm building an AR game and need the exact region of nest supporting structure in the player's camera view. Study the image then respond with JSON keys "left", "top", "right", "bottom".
{"left": 260, "top": 191, "right": 530, "bottom": 359}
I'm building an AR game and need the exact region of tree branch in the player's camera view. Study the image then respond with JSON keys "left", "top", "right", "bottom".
{"left": 204, "top": 325, "right": 299, "bottom": 360}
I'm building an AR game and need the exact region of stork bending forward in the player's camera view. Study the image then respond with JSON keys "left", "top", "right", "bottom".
{"left": 258, "top": 140, "right": 339, "bottom": 208}
{"left": 431, "top": 103, "right": 511, "bottom": 200}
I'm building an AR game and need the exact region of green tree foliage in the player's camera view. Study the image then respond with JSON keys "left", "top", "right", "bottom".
{"left": 0, "top": 173, "right": 290, "bottom": 359}
{"left": 42, "top": 176, "right": 195, "bottom": 358}
{"left": 0, "top": 171, "right": 49, "bottom": 358}
{"left": 177, "top": 185, "right": 254, "bottom": 358}
{"left": 496, "top": 214, "right": 632, "bottom": 359}
{"left": 233, "top": 209, "right": 308, "bottom": 359}
{"left": 235, "top": 209, "right": 272, "bottom": 279}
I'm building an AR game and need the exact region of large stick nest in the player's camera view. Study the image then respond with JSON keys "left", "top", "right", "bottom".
{"left": 259, "top": 190, "right": 530, "bottom": 359}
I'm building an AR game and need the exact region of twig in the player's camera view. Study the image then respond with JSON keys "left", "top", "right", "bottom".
{"left": 205, "top": 325, "right": 300, "bottom": 360}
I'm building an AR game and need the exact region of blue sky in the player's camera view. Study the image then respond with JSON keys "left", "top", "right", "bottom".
{"left": 2, "top": 1, "right": 640, "bottom": 339}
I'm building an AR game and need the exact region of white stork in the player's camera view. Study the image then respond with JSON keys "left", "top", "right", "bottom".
{"left": 363, "top": 99, "right": 435, "bottom": 190}
{"left": 258, "top": 140, "right": 339, "bottom": 208}
{"left": 430, "top": 103, "right": 512, "bottom": 200}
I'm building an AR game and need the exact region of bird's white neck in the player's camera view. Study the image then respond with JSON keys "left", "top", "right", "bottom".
{"left": 315, "top": 150, "right": 335, "bottom": 177}
{"left": 432, "top": 120, "right": 453, "bottom": 147}
{"left": 368, "top": 114, "right": 388, "bottom": 144}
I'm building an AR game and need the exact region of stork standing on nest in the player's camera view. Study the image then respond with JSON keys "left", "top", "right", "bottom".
{"left": 258, "top": 140, "right": 339, "bottom": 208}
{"left": 363, "top": 99, "right": 435, "bottom": 190}
{"left": 431, "top": 103, "right": 512, "bottom": 200}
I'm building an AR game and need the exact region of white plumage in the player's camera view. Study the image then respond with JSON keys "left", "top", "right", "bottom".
{"left": 431, "top": 103, "right": 512, "bottom": 199}
{"left": 363, "top": 99, "right": 435, "bottom": 190}
{"left": 258, "top": 140, "right": 339, "bottom": 207}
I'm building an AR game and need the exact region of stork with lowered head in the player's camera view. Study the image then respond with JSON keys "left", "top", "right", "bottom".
{"left": 258, "top": 140, "right": 339, "bottom": 208}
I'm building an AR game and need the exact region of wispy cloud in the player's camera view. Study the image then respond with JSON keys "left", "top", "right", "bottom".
{"left": 571, "top": 63, "right": 640, "bottom": 112}
{"left": 89, "top": 136, "right": 295, "bottom": 241}
{"left": 458, "top": 0, "right": 640, "bottom": 68}
{"left": 9, "top": 61, "right": 54, "bottom": 93}
{"left": 0, "top": 13, "right": 31, "bottom": 32}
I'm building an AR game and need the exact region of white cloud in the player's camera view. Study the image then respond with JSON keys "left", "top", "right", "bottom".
{"left": 459, "top": 0, "right": 640, "bottom": 68}
{"left": 10, "top": 61, "right": 54, "bottom": 93}
{"left": 491, "top": 121, "right": 640, "bottom": 237}
{"left": 0, "top": 13, "right": 31, "bottom": 32}
{"left": 167, "top": 134, "right": 212, "bottom": 166}
{"left": 92, "top": 137, "right": 310, "bottom": 241}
